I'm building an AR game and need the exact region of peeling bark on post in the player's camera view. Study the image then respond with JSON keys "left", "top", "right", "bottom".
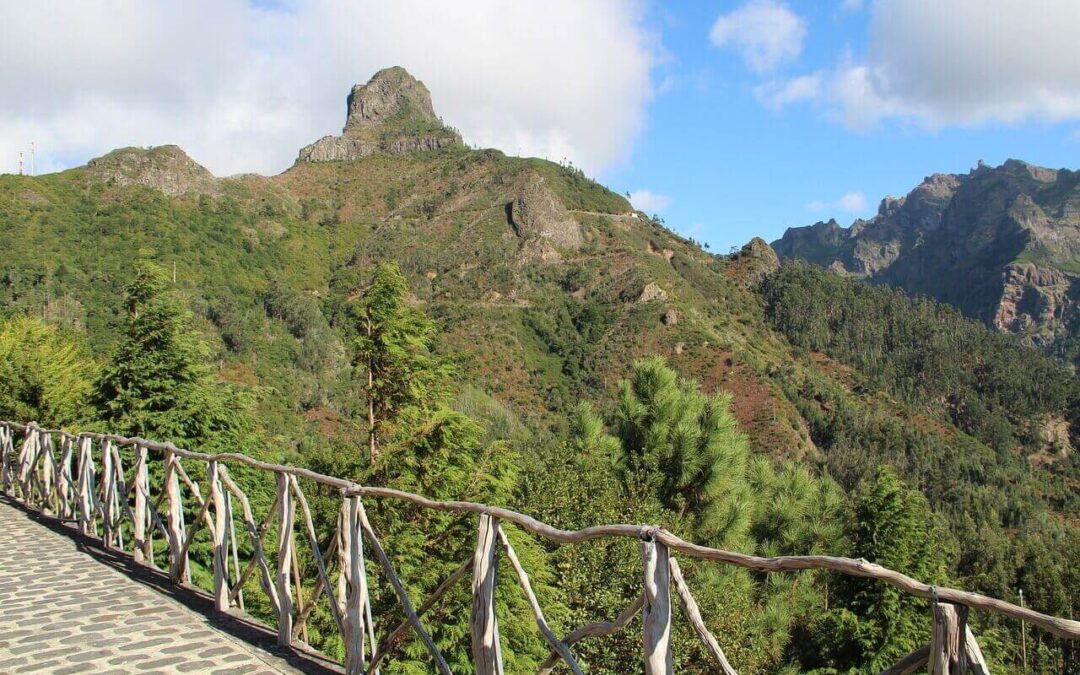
{"left": 164, "top": 453, "right": 185, "bottom": 583}
{"left": 929, "top": 602, "right": 968, "bottom": 675}
{"left": 641, "top": 537, "right": 673, "bottom": 675}
{"left": 132, "top": 444, "right": 148, "bottom": 563}
{"left": 275, "top": 471, "right": 295, "bottom": 646}
{"left": 209, "top": 461, "right": 229, "bottom": 612}
{"left": 471, "top": 513, "right": 503, "bottom": 675}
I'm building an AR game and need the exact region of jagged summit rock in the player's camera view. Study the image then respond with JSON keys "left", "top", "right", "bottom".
{"left": 298, "top": 66, "right": 461, "bottom": 163}
{"left": 344, "top": 66, "right": 440, "bottom": 134}
{"left": 85, "top": 145, "right": 218, "bottom": 196}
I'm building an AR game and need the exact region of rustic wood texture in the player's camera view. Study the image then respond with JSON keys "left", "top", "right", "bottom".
{"left": 496, "top": 527, "right": 582, "bottom": 675}
{"left": 669, "top": 556, "right": 737, "bottom": 674}
{"left": 641, "top": 538, "right": 673, "bottom": 675}
{"left": 275, "top": 471, "right": 296, "bottom": 646}
{"left": 367, "top": 558, "right": 469, "bottom": 674}
{"left": 538, "top": 592, "right": 646, "bottom": 674}
{"left": 357, "top": 499, "right": 450, "bottom": 675}
{"left": 878, "top": 644, "right": 930, "bottom": 675}
{"left": 471, "top": 513, "right": 504, "bottom": 675}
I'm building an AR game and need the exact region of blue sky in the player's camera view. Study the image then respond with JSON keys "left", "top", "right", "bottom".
{"left": 2, "top": 1, "right": 1079, "bottom": 253}
{"left": 600, "top": 1, "right": 1080, "bottom": 251}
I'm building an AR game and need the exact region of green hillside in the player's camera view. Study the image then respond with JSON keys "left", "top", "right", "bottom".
{"left": 2, "top": 70, "right": 1078, "bottom": 672}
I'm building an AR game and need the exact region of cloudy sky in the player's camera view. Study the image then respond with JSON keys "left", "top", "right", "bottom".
{"left": 3, "top": 1, "right": 1080, "bottom": 249}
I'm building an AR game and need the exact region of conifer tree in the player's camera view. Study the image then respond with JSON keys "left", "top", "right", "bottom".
{"left": 613, "top": 355, "right": 752, "bottom": 546}
{"left": 806, "top": 466, "right": 951, "bottom": 672}
{"left": 96, "top": 260, "right": 249, "bottom": 450}
{"left": 353, "top": 261, "right": 449, "bottom": 459}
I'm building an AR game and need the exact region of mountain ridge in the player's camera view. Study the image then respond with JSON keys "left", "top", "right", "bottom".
{"left": 773, "top": 158, "right": 1080, "bottom": 362}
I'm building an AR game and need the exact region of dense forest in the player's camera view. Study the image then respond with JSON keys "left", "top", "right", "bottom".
{"left": 761, "top": 261, "right": 1080, "bottom": 672}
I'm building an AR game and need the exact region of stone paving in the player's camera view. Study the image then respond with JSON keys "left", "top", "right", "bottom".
{"left": 0, "top": 498, "right": 339, "bottom": 674}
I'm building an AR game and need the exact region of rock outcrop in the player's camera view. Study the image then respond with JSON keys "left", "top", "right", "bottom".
{"left": 772, "top": 159, "right": 1080, "bottom": 360}
{"left": 298, "top": 67, "right": 461, "bottom": 163}
{"left": 727, "top": 237, "right": 780, "bottom": 287}
{"left": 509, "top": 172, "right": 583, "bottom": 258}
{"left": 86, "top": 145, "right": 218, "bottom": 196}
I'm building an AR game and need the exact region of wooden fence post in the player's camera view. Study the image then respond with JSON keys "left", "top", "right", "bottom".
{"left": 209, "top": 461, "right": 229, "bottom": 612}
{"left": 0, "top": 424, "right": 9, "bottom": 494}
{"left": 165, "top": 453, "right": 185, "bottom": 583}
{"left": 472, "top": 513, "right": 504, "bottom": 675}
{"left": 641, "top": 536, "right": 673, "bottom": 675}
{"left": 928, "top": 599, "right": 991, "bottom": 675}
{"left": 57, "top": 437, "right": 74, "bottom": 520}
{"left": 101, "top": 440, "right": 115, "bottom": 547}
{"left": 77, "top": 436, "right": 95, "bottom": 536}
{"left": 132, "top": 444, "right": 149, "bottom": 563}
{"left": 275, "top": 471, "right": 295, "bottom": 646}
{"left": 39, "top": 433, "right": 54, "bottom": 515}
{"left": 344, "top": 496, "right": 367, "bottom": 675}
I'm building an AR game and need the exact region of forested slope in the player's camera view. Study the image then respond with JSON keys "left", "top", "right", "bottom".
{"left": 1, "top": 70, "right": 1077, "bottom": 670}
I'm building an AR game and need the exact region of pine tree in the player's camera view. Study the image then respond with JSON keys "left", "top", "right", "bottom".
{"left": 95, "top": 260, "right": 249, "bottom": 451}
{"left": 613, "top": 355, "right": 752, "bottom": 546}
{"left": 353, "top": 262, "right": 449, "bottom": 460}
{"left": 806, "top": 466, "right": 951, "bottom": 672}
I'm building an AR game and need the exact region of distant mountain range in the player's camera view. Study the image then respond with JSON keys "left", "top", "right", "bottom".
{"left": 773, "top": 159, "right": 1080, "bottom": 365}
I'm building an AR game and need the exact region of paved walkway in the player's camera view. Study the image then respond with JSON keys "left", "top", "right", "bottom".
{"left": 0, "top": 498, "right": 339, "bottom": 674}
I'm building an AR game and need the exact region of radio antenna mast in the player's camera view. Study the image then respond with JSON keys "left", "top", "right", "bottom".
{"left": 18, "top": 151, "right": 23, "bottom": 176}
{"left": 30, "top": 142, "right": 35, "bottom": 176}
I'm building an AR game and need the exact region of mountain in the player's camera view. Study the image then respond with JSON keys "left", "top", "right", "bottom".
{"left": 2, "top": 68, "right": 1078, "bottom": 669}
{"left": 773, "top": 159, "right": 1080, "bottom": 362}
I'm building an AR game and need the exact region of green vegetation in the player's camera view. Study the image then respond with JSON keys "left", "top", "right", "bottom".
{"left": 0, "top": 316, "right": 96, "bottom": 427}
{"left": 762, "top": 260, "right": 1080, "bottom": 672}
{"left": 1, "top": 143, "right": 1077, "bottom": 671}
{"left": 95, "top": 259, "right": 253, "bottom": 453}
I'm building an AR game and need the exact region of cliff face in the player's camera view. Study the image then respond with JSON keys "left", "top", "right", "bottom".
{"left": 773, "top": 160, "right": 1080, "bottom": 361}
{"left": 297, "top": 66, "right": 461, "bottom": 162}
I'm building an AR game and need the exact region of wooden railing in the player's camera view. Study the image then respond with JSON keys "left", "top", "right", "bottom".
{"left": 2, "top": 420, "right": 1078, "bottom": 674}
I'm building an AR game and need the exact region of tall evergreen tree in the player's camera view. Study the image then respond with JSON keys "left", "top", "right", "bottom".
{"left": 613, "top": 355, "right": 752, "bottom": 546}
{"left": 96, "top": 260, "right": 249, "bottom": 451}
{"left": 353, "top": 261, "right": 449, "bottom": 459}
{"left": 804, "top": 466, "right": 951, "bottom": 672}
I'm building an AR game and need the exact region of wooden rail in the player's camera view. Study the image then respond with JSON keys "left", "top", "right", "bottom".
{"left": 2, "top": 420, "right": 1077, "bottom": 674}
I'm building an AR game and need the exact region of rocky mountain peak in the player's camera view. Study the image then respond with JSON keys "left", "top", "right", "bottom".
{"left": 344, "top": 66, "right": 440, "bottom": 135}
{"left": 298, "top": 66, "right": 461, "bottom": 163}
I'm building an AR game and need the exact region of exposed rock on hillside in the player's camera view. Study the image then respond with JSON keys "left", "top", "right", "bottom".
{"left": 86, "top": 145, "right": 218, "bottom": 196}
{"left": 727, "top": 237, "right": 780, "bottom": 287}
{"left": 773, "top": 159, "right": 1080, "bottom": 361}
{"left": 638, "top": 282, "right": 667, "bottom": 303}
{"left": 298, "top": 67, "right": 461, "bottom": 162}
{"left": 509, "top": 173, "right": 583, "bottom": 253}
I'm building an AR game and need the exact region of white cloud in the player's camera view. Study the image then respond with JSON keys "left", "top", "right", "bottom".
{"left": 629, "top": 189, "right": 670, "bottom": 213}
{"left": 0, "top": 1, "right": 658, "bottom": 176}
{"left": 831, "top": 0, "right": 1080, "bottom": 130}
{"left": 709, "top": 0, "right": 807, "bottom": 74}
{"left": 806, "top": 190, "right": 866, "bottom": 215}
{"left": 839, "top": 0, "right": 863, "bottom": 13}
{"left": 837, "top": 191, "right": 867, "bottom": 213}
{"left": 755, "top": 73, "right": 821, "bottom": 110}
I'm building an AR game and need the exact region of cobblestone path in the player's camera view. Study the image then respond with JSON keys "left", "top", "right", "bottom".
{"left": 0, "top": 498, "right": 338, "bottom": 674}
